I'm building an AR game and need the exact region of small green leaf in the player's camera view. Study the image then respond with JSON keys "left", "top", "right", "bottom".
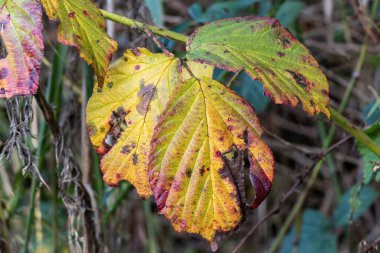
{"left": 281, "top": 209, "right": 337, "bottom": 253}
{"left": 186, "top": 17, "right": 330, "bottom": 117}
{"left": 333, "top": 185, "right": 379, "bottom": 226}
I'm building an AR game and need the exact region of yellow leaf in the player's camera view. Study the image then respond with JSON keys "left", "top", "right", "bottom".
{"left": 149, "top": 77, "right": 274, "bottom": 241}
{"left": 86, "top": 48, "right": 181, "bottom": 197}
{"left": 86, "top": 48, "right": 214, "bottom": 197}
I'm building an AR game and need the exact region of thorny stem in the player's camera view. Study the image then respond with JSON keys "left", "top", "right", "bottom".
{"left": 101, "top": 9, "right": 380, "bottom": 157}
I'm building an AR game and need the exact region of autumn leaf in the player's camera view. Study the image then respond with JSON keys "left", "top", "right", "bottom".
{"left": 149, "top": 77, "right": 274, "bottom": 242}
{"left": 186, "top": 16, "right": 330, "bottom": 117}
{"left": 0, "top": 0, "right": 44, "bottom": 98}
{"left": 41, "top": 0, "right": 117, "bottom": 86}
{"left": 86, "top": 48, "right": 178, "bottom": 197}
{"left": 86, "top": 47, "right": 214, "bottom": 197}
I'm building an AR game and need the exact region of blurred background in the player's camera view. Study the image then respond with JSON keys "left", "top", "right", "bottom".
{"left": 0, "top": 0, "right": 380, "bottom": 252}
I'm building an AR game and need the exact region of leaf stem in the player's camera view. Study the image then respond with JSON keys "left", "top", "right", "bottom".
{"left": 330, "top": 109, "right": 380, "bottom": 157}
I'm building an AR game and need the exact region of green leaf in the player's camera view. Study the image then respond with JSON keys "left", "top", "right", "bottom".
{"left": 358, "top": 122, "right": 380, "bottom": 183}
{"left": 186, "top": 17, "right": 330, "bottom": 117}
{"left": 333, "top": 185, "right": 379, "bottom": 226}
{"left": 281, "top": 209, "right": 337, "bottom": 253}
{"left": 149, "top": 77, "right": 274, "bottom": 242}
{"left": 0, "top": 0, "right": 44, "bottom": 98}
{"left": 41, "top": 0, "right": 118, "bottom": 86}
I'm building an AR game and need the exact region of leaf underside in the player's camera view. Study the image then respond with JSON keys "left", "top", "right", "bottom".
{"left": 186, "top": 16, "right": 330, "bottom": 117}
{"left": 0, "top": 0, "right": 44, "bottom": 98}
{"left": 149, "top": 77, "right": 274, "bottom": 241}
{"left": 41, "top": 0, "right": 117, "bottom": 86}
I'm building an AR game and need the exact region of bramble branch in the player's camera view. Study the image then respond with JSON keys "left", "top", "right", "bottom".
{"left": 101, "top": 9, "right": 380, "bottom": 158}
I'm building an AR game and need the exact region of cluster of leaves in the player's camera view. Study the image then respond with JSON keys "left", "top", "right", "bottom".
{"left": 1, "top": 0, "right": 331, "bottom": 245}
{"left": 86, "top": 17, "right": 330, "bottom": 243}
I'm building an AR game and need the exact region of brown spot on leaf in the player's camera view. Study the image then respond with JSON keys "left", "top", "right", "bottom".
{"left": 107, "top": 82, "right": 113, "bottom": 88}
{"left": 68, "top": 12, "right": 75, "bottom": 18}
{"left": 107, "top": 107, "right": 129, "bottom": 141}
{"left": 121, "top": 145, "right": 131, "bottom": 154}
{"left": 278, "top": 36, "right": 292, "bottom": 49}
{"left": 116, "top": 173, "right": 121, "bottom": 179}
{"left": 135, "top": 65, "right": 140, "bottom": 70}
{"left": 287, "top": 70, "right": 308, "bottom": 89}
{"left": 83, "top": 10, "right": 89, "bottom": 16}
{"left": 277, "top": 51, "right": 285, "bottom": 57}
{"left": 0, "top": 67, "right": 8, "bottom": 79}
{"left": 215, "top": 151, "right": 221, "bottom": 157}
{"left": 87, "top": 122, "right": 97, "bottom": 137}
{"left": 137, "top": 83, "right": 156, "bottom": 115}
{"left": 199, "top": 165, "right": 206, "bottom": 176}
{"left": 185, "top": 168, "right": 192, "bottom": 177}
{"left": 132, "top": 48, "right": 141, "bottom": 56}
{"left": 133, "top": 153, "right": 139, "bottom": 165}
